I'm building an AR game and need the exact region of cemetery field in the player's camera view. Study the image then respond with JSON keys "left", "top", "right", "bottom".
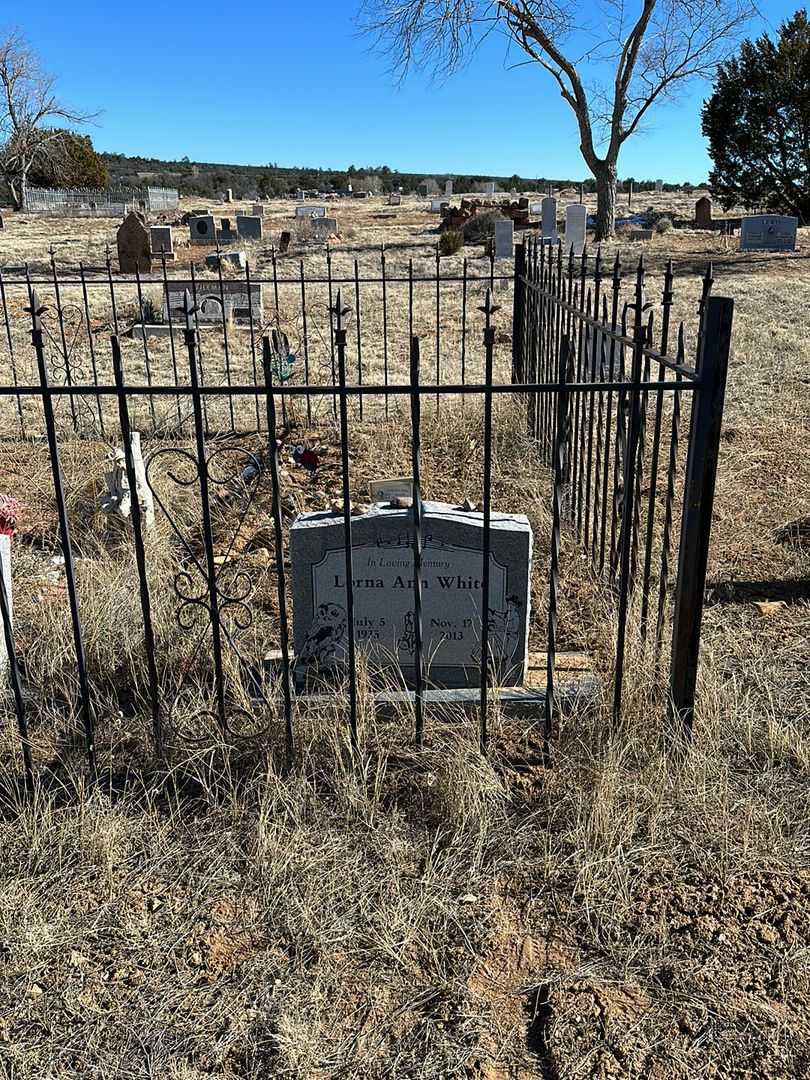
{"left": 1, "top": 195, "right": 810, "bottom": 1078}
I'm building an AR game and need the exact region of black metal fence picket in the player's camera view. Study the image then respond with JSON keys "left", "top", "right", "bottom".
{"left": 0, "top": 244, "right": 508, "bottom": 440}
{"left": 0, "top": 241, "right": 732, "bottom": 788}
{"left": 512, "top": 237, "right": 733, "bottom": 733}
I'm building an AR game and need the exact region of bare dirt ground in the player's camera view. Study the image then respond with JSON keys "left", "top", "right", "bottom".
{"left": 0, "top": 191, "right": 809, "bottom": 1078}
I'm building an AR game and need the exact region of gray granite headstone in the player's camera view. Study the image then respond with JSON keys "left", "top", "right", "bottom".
{"left": 163, "top": 279, "right": 262, "bottom": 323}
{"left": 0, "top": 534, "right": 10, "bottom": 674}
{"left": 564, "top": 204, "right": 586, "bottom": 256}
{"left": 291, "top": 501, "right": 532, "bottom": 689}
{"left": 445, "top": 179, "right": 454, "bottom": 196}
{"left": 236, "top": 215, "right": 263, "bottom": 240}
{"left": 218, "top": 217, "right": 238, "bottom": 243}
{"left": 740, "top": 215, "right": 798, "bottom": 251}
{"left": 541, "top": 197, "right": 558, "bottom": 242}
{"left": 189, "top": 215, "right": 217, "bottom": 244}
{"left": 252, "top": 203, "right": 265, "bottom": 217}
{"left": 150, "top": 225, "right": 174, "bottom": 255}
{"left": 295, "top": 205, "right": 326, "bottom": 218}
{"left": 388, "top": 193, "right": 401, "bottom": 206}
{"left": 311, "top": 217, "right": 338, "bottom": 238}
{"left": 494, "top": 219, "right": 514, "bottom": 258}
{"left": 483, "top": 181, "right": 496, "bottom": 196}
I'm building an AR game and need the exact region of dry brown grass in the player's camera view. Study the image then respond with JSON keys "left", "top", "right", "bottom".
{"left": 0, "top": 194, "right": 809, "bottom": 1078}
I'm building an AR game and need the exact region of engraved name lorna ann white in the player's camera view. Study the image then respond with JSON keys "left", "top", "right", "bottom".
{"left": 303, "top": 533, "right": 523, "bottom": 671}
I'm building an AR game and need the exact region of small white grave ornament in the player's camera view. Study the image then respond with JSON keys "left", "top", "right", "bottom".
{"left": 99, "top": 433, "right": 155, "bottom": 530}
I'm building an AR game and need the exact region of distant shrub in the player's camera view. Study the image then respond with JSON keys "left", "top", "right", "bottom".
{"left": 655, "top": 216, "right": 674, "bottom": 234}
{"left": 439, "top": 229, "right": 464, "bottom": 256}
{"left": 463, "top": 210, "right": 505, "bottom": 245}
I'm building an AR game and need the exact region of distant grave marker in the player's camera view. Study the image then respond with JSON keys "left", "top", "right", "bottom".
{"left": 150, "top": 225, "right": 174, "bottom": 259}
{"left": 311, "top": 217, "right": 338, "bottom": 239}
{"left": 695, "top": 196, "right": 713, "bottom": 230}
{"left": 564, "top": 204, "right": 586, "bottom": 256}
{"left": 189, "top": 215, "right": 217, "bottom": 244}
{"left": 117, "top": 211, "right": 152, "bottom": 273}
{"left": 541, "top": 197, "right": 558, "bottom": 243}
{"left": 295, "top": 205, "right": 326, "bottom": 219}
{"left": 163, "top": 279, "right": 263, "bottom": 324}
{"left": 494, "top": 219, "right": 514, "bottom": 257}
{"left": 740, "top": 215, "right": 798, "bottom": 252}
{"left": 236, "top": 215, "right": 263, "bottom": 240}
{"left": 218, "top": 217, "right": 238, "bottom": 243}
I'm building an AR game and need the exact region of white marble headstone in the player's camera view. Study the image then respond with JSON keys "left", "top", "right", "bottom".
{"left": 564, "top": 204, "right": 587, "bottom": 256}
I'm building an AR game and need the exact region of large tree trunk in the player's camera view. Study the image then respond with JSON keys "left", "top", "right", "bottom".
{"left": 593, "top": 159, "right": 618, "bottom": 241}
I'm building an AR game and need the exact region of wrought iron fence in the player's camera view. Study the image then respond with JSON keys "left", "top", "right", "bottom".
{"left": 0, "top": 244, "right": 511, "bottom": 439}
{"left": 0, "top": 242, "right": 733, "bottom": 790}
{"left": 512, "top": 237, "right": 732, "bottom": 734}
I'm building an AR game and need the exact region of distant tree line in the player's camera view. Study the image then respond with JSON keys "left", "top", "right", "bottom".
{"left": 99, "top": 153, "right": 691, "bottom": 199}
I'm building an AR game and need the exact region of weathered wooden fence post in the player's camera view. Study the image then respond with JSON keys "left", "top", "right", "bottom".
{"left": 669, "top": 295, "right": 734, "bottom": 735}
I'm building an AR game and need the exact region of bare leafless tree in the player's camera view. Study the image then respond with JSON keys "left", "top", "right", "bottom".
{"left": 359, "top": 0, "right": 753, "bottom": 238}
{"left": 0, "top": 31, "right": 98, "bottom": 209}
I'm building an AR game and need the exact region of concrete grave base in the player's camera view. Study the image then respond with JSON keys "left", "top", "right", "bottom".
{"left": 128, "top": 324, "right": 175, "bottom": 340}
{"left": 262, "top": 650, "right": 598, "bottom": 721}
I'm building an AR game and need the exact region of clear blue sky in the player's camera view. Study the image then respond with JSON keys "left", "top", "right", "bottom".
{"left": 8, "top": 1, "right": 797, "bottom": 182}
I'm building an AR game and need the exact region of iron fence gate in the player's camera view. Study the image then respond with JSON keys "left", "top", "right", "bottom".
{"left": 0, "top": 241, "right": 732, "bottom": 788}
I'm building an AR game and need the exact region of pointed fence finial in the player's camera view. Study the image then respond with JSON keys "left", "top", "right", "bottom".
{"left": 478, "top": 287, "right": 500, "bottom": 318}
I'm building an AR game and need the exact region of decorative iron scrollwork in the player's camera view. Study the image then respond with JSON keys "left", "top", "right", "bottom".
{"left": 145, "top": 441, "right": 279, "bottom": 746}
